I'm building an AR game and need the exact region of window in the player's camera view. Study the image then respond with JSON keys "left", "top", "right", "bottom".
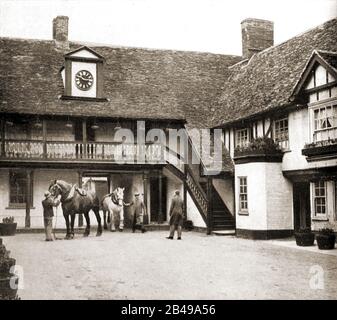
{"left": 274, "top": 117, "right": 289, "bottom": 149}
{"left": 239, "top": 177, "right": 248, "bottom": 213}
{"left": 9, "top": 171, "right": 33, "bottom": 207}
{"left": 312, "top": 181, "right": 327, "bottom": 217}
{"left": 312, "top": 104, "right": 337, "bottom": 142}
{"left": 236, "top": 128, "right": 249, "bottom": 148}
{"left": 313, "top": 106, "right": 336, "bottom": 130}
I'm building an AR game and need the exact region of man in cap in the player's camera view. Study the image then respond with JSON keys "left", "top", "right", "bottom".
{"left": 42, "top": 191, "right": 61, "bottom": 241}
{"left": 131, "top": 192, "right": 147, "bottom": 233}
{"left": 167, "top": 190, "right": 184, "bottom": 240}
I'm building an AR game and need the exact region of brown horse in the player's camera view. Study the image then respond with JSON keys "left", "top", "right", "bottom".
{"left": 49, "top": 179, "right": 102, "bottom": 239}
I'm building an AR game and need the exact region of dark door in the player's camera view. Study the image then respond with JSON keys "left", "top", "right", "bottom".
{"left": 293, "top": 182, "right": 311, "bottom": 231}
{"left": 95, "top": 180, "right": 109, "bottom": 210}
{"left": 150, "top": 176, "right": 167, "bottom": 223}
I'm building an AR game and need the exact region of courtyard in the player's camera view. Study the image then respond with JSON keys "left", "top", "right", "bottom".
{"left": 2, "top": 230, "right": 337, "bottom": 300}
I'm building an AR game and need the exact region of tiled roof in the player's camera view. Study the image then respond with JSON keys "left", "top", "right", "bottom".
{"left": 212, "top": 18, "right": 337, "bottom": 128}
{"left": 0, "top": 38, "right": 241, "bottom": 127}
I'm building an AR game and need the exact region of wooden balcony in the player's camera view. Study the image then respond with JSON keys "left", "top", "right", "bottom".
{"left": 0, "top": 140, "right": 165, "bottom": 164}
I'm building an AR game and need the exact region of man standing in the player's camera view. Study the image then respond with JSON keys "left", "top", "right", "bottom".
{"left": 167, "top": 190, "right": 184, "bottom": 240}
{"left": 42, "top": 191, "right": 60, "bottom": 241}
{"left": 132, "top": 192, "right": 147, "bottom": 233}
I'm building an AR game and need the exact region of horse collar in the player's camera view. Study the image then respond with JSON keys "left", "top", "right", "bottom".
{"left": 111, "top": 193, "right": 121, "bottom": 206}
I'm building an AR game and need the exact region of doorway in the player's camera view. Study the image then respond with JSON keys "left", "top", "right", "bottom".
{"left": 150, "top": 176, "right": 167, "bottom": 223}
{"left": 82, "top": 176, "right": 109, "bottom": 209}
{"left": 293, "top": 182, "right": 311, "bottom": 231}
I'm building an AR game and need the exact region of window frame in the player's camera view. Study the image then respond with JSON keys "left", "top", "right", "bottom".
{"left": 308, "top": 98, "right": 337, "bottom": 143}
{"left": 8, "top": 171, "right": 34, "bottom": 209}
{"left": 235, "top": 128, "right": 250, "bottom": 148}
{"left": 273, "top": 116, "right": 289, "bottom": 149}
{"left": 238, "top": 176, "right": 248, "bottom": 215}
{"left": 311, "top": 180, "right": 328, "bottom": 220}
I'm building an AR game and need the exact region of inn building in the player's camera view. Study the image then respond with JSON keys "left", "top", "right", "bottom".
{"left": 0, "top": 16, "right": 336, "bottom": 238}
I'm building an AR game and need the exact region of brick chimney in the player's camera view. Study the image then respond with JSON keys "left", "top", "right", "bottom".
{"left": 53, "top": 16, "right": 69, "bottom": 49}
{"left": 241, "top": 18, "right": 274, "bottom": 59}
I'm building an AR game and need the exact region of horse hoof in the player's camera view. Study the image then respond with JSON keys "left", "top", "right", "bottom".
{"left": 65, "top": 235, "right": 71, "bottom": 240}
{"left": 83, "top": 233, "right": 89, "bottom": 237}
{"left": 96, "top": 232, "right": 102, "bottom": 237}
{"left": 119, "top": 229, "right": 124, "bottom": 232}
{"left": 104, "top": 226, "right": 108, "bottom": 230}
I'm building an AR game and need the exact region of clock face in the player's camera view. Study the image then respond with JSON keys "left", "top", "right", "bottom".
{"left": 75, "top": 70, "right": 94, "bottom": 91}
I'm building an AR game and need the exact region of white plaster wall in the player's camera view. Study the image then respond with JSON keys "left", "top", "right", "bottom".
{"left": 235, "top": 162, "right": 293, "bottom": 231}
{"left": 265, "top": 163, "right": 293, "bottom": 230}
{"left": 282, "top": 108, "right": 337, "bottom": 171}
{"left": 71, "top": 61, "right": 97, "bottom": 98}
{"left": 212, "top": 178, "right": 234, "bottom": 215}
{"left": 186, "top": 191, "right": 206, "bottom": 228}
{"left": 70, "top": 49, "right": 98, "bottom": 59}
{"left": 311, "top": 181, "right": 337, "bottom": 232}
{"left": 235, "top": 163, "right": 267, "bottom": 230}
{"left": 0, "top": 169, "right": 78, "bottom": 228}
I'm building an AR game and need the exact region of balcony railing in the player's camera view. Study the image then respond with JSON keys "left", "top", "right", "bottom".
{"left": 1, "top": 140, "right": 166, "bottom": 164}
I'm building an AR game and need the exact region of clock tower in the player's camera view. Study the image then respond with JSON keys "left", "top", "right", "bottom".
{"left": 62, "top": 46, "right": 104, "bottom": 99}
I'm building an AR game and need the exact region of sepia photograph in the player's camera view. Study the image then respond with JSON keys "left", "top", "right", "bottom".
{"left": 0, "top": 0, "right": 336, "bottom": 304}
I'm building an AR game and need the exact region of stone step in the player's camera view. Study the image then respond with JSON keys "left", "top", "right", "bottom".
{"left": 212, "top": 230, "right": 236, "bottom": 236}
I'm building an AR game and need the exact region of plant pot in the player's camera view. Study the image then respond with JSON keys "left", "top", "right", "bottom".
{"left": 0, "top": 258, "right": 16, "bottom": 274}
{"left": 0, "top": 223, "right": 17, "bottom": 236}
{"left": 316, "top": 234, "right": 336, "bottom": 250}
{"left": 0, "top": 273, "right": 18, "bottom": 300}
{"left": 183, "top": 220, "right": 194, "bottom": 231}
{"left": 295, "top": 232, "right": 315, "bottom": 246}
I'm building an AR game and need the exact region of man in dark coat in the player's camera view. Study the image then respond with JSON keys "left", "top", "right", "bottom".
{"left": 132, "top": 192, "right": 147, "bottom": 233}
{"left": 167, "top": 190, "right": 184, "bottom": 240}
{"left": 42, "top": 191, "right": 60, "bottom": 241}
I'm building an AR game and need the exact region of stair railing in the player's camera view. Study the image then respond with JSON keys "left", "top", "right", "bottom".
{"left": 185, "top": 164, "right": 209, "bottom": 226}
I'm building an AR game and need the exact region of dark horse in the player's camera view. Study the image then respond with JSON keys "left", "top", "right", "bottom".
{"left": 49, "top": 179, "right": 102, "bottom": 239}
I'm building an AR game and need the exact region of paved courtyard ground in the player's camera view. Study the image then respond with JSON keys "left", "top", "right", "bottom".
{"left": 2, "top": 230, "right": 337, "bottom": 300}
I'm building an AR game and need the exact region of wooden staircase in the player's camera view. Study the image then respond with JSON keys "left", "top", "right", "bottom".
{"left": 211, "top": 187, "right": 235, "bottom": 232}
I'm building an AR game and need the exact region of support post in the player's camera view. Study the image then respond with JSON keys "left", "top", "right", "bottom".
{"left": 206, "top": 177, "right": 213, "bottom": 235}
{"left": 1, "top": 118, "right": 5, "bottom": 157}
{"left": 82, "top": 119, "right": 87, "bottom": 159}
{"left": 158, "top": 171, "right": 163, "bottom": 224}
{"left": 143, "top": 171, "right": 149, "bottom": 224}
{"left": 78, "top": 171, "right": 83, "bottom": 227}
{"left": 25, "top": 170, "right": 32, "bottom": 228}
{"left": 42, "top": 119, "right": 47, "bottom": 158}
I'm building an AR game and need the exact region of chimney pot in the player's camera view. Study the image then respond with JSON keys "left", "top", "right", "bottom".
{"left": 241, "top": 18, "right": 274, "bottom": 59}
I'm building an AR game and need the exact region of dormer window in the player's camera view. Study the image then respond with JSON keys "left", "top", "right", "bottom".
{"left": 60, "top": 46, "right": 106, "bottom": 101}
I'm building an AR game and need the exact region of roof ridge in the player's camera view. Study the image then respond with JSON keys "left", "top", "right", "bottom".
{"left": 0, "top": 35, "right": 241, "bottom": 58}
{"left": 71, "top": 40, "right": 242, "bottom": 57}
{"left": 251, "top": 17, "right": 337, "bottom": 58}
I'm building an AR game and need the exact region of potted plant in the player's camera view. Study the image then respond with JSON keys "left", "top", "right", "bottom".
{"left": 0, "top": 238, "right": 20, "bottom": 299}
{"left": 183, "top": 220, "right": 194, "bottom": 231}
{"left": 294, "top": 228, "right": 315, "bottom": 246}
{"left": 316, "top": 228, "right": 336, "bottom": 250}
{"left": 0, "top": 216, "right": 17, "bottom": 236}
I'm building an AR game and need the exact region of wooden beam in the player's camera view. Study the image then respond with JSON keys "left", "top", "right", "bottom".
{"left": 143, "top": 171, "right": 149, "bottom": 225}
{"left": 206, "top": 177, "right": 212, "bottom": 235}
{"left": 42, "top": 119, "right": 47, "bottom": 158}
{"left": 158, "top": 171, "right": 163, "bottom": 224}
{"left": 1, "top": 118, "right": 5, "bottom": 157}
{"left": 25, "top": 170, "right": 32, "bottom": 228}
{"left": 82, "top": 119, "right": 87, "bottom": 158}
{"left": 78, "top": 171, "right": 83, "bottom": 227}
